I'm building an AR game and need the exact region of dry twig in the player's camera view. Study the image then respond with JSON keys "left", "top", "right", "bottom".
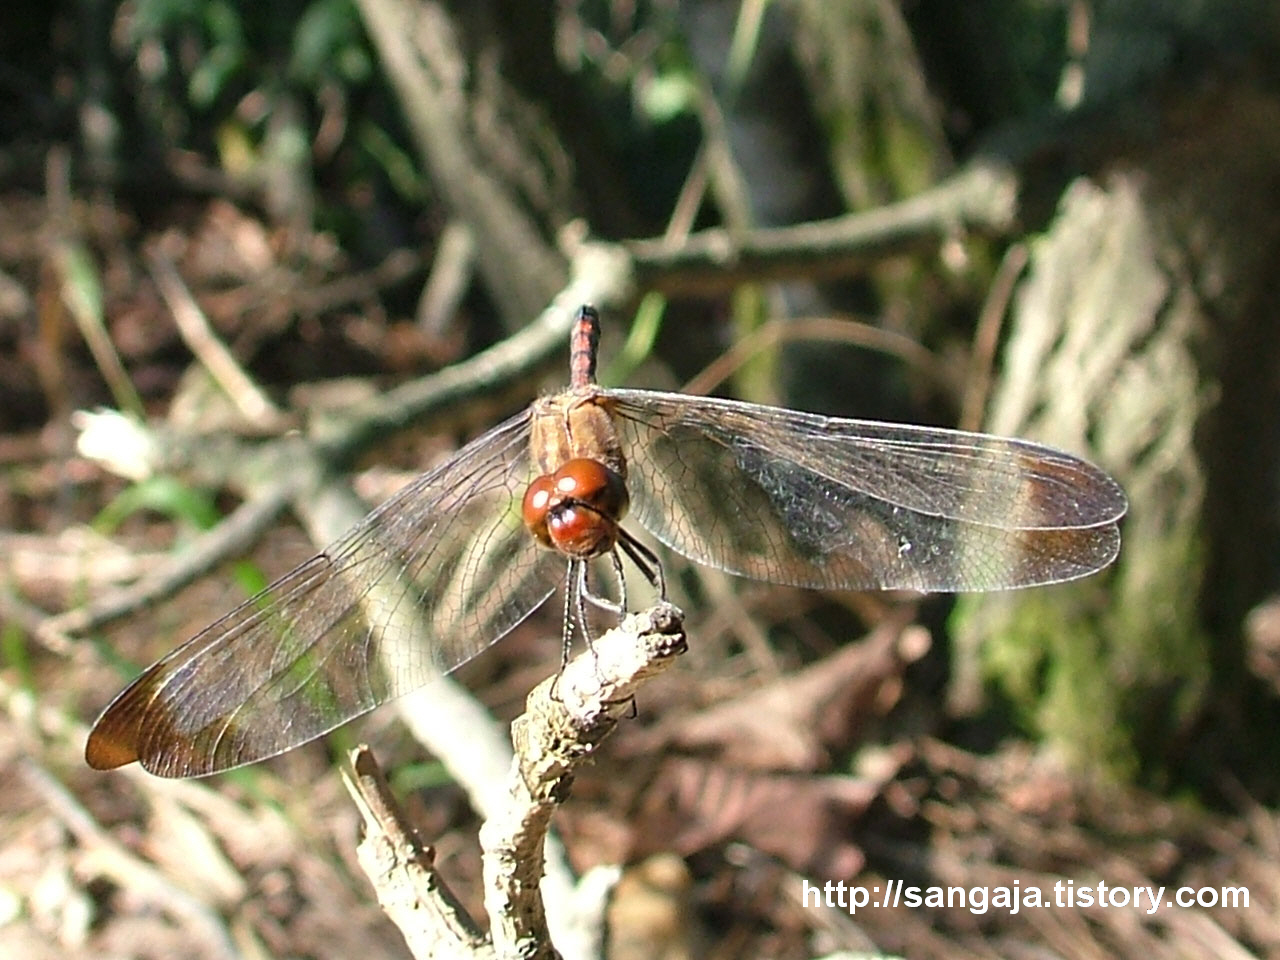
{"left": 146, "top": 249, "right": 286, "bottom": 429}
{"left": 345, "top": 748, "right": 493, "bottom": 960}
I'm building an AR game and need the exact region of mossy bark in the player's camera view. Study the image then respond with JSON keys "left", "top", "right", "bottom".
{"left": 951, "top": 176, "right": 1211, "bottom": 781}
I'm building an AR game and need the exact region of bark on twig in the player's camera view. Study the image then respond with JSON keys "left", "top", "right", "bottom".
{"left": 346, "top": 604, "right": 687, "bottom": 960}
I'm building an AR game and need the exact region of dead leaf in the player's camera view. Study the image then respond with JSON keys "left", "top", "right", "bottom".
{"left": 632, "top": 613, "right": 929, "bottom": 771}
{"left": 630, "top": 758, "right": 887, "bottom": 879}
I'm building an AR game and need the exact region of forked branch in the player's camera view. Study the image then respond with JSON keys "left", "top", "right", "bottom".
{"left": 346, "top": 603, "right": 687, "bottom": 960}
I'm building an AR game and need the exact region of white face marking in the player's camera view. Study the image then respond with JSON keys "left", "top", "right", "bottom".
{"left": 529, "top": 487, "right": 551, "bottom": 511}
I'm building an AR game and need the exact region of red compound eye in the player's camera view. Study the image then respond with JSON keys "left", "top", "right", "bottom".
{"left": 551, "top": 458, "right": 628, "bottom": 520}
{"left": 546, "top": 503, "right": 612, "bottom": 556}
{"left": 522, "top": 459, "right": 629, "bottom": 557}
{"left": 521, "top": 474, "right": 555, "bottom": 546}
{"left": 542, "top": 459, "right": 629, "bottom": 557}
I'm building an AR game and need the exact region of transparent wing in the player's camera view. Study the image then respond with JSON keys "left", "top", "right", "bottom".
{"left": 86, "top": 410, "right": 565, "bottom": 777}
{"left": 607, "top": 389, "right": 1126, "bottom": 592}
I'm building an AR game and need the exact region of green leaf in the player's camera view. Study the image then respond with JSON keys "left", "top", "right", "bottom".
{"left": 291, "top": 0, "right": 368, "bottom": 84}
{"left": 93, "top": 475, "right": 223, "bottom": 536}
{"left": 1, "top": 617, "right": 32, "bottom": 691}
{"left": 601, "top": 293, "right": 667, "bottom": 387}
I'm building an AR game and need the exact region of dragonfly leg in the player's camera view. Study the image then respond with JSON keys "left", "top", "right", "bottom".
{"left": 612, "top": 548, "right": 628, "bottom": 612}
{"left": 578, "top": 554, "right": 641, "bottom": 714}
{"left": 581, "top": 555, "right": 625, "bottom": 615}
{"left": 560, "top": 560, "right": 577, "bottom": 669}
{"left": 617, "top": 528, "right": 666, "bottom": 600}
{"left": 549, "top": 561, "right": 578, "bottom": 704}
{"left": 575, "top": 560, "right": 602, "bottom": 670}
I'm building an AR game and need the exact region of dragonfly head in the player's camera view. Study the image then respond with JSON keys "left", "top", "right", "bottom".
{"left": 522, "top": 457, "right": 629, "bottom": 558}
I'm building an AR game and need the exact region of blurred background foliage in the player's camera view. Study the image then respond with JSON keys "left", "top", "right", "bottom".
{"left": 5, "top": 0, "right": 1280, "bottom": 957}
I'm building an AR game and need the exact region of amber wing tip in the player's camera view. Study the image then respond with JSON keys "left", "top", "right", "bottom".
{"left": 84, "top": 727, "right": 140, "bottom": 770}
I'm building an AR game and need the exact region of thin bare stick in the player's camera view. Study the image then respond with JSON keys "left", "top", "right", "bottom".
{"left": 55, "top": 240, "right": 146, "bottom": 417}
{"left": 45, "top": 149, "right": 146, "bottom": 418}
{"left": 959, "top": 241, "right": 1028, "bottom": 432}
{"left": 147, "top": 249, "right": 286, "bottom": 428}
{"left": 691, "top": 77, "right": 754, "bottom": 234}
{"left": 418, "top": 220, "right": 477, "bottom": 336}
{"left": 663, "top": 145, "right": 710, "bottom": 245}
{"left": 680, "top": 313, "right": 951, "bottom": 398}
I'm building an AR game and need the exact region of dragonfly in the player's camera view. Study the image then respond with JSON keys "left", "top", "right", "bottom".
{"left": 86, "top": 305, "right": 1126, "bottom": 777}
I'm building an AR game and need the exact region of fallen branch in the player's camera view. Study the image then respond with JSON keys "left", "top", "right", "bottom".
{"left": 628, "top": 161, "right": 1018, "bottom": 296}
{"left": 147, "top": 248, "right": 286, "bottom": 429}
